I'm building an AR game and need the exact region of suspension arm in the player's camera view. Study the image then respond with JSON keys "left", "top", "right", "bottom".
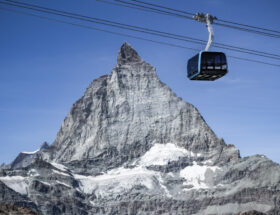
{"left": 193, "top": 13, "right": 217, "bottom": 51}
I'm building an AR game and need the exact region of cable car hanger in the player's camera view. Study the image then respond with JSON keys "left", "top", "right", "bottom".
{"left": 187, "top": 13, "right": 228, "bottom": 81}
{"left": 193, "top": 13, "right": 217, "bottom": 51}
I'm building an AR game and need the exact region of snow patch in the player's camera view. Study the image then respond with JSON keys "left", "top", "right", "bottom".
{"left": 22, "top": 149, "right": 39, "bottom": 154}
{"left": 28, "top": 169, "right": 40, "bottom": 177}
{"left": 202, "top": 160, "right": 213, "bottom": 165}
{"left": 0, "top": 176, "right": 28, "bottom": 195}
{"left": 55, "top": 180, "right": 71, "bottom": 188}
{"left": 74, "top": 166, "right": 159, "bottom": 197}
{"left": 73, "top": 143, "right": 210, "bottom": 198}
{"left": 52, "top": 169, "right": 69, "bottom": 176}
{"left": 180, "top": 162, "right": 220, "bottom": 190}
{"left": 139, "top": 143, "right": 199, "bottom": 166}
{"left": 158, "top": 174, "right": 172, "bottom": 198}
{"left": 50, "top": 162, "right": 68, "bottom": 171}
{"left": 40, "top": 181, "right": 51, "bottom": 186}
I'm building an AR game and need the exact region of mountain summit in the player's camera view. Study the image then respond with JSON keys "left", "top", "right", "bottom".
{"left": 0, "top": 43, "right": 279, "bottom": 215}
{"left": 117, "top": 42, "right": 142, "bottom": 64}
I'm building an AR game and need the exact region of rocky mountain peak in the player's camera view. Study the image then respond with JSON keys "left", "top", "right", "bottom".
{"left": 117, "top": 42, "right": 142, "bottom": 65}
{"left": 7, "top": 142, "right": 50, "bottom": 170}
{"left": 45, "top": 42, "right": 239, "bottom": 170}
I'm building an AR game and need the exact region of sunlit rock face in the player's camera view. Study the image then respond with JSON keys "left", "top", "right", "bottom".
{"left": 45, "top": 42, "right": 239, "bottom": 171}
{"left": 0, "top": 43, "right": 279, "bottom": 215}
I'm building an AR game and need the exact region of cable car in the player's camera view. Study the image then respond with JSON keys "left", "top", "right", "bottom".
{"left": 187, "top": 51, "right": 228, "bottom": 81}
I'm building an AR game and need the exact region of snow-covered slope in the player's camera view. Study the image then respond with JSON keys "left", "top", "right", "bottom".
{"left": 0, "top": 43, "right": 279, "bottom": 215}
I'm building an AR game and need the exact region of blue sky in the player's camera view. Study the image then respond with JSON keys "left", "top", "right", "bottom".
{"left": 0, "top": 0, "right": 279, "bottom": 164}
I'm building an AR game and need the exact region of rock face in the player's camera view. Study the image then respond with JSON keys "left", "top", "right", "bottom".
{"left": 0, "top": 204, "right": 39, "bottom": 215}
{"left": 10, "top": 142, "right": 49, "bottom": 169}
{"left": 44, "top": 42, "right": 239, "bottom": 173}
{"left": 0, "top": 43, "right": 279, "bottom": 215}
{"left": 0, "top": 181, "right": 39, "bottom": 213}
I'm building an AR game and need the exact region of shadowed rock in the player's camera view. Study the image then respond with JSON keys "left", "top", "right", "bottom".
{"left": 117, "top": 42, "right": 142, "bottom": 65}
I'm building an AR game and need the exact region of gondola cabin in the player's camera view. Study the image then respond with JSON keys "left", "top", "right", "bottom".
{"left": 187, "top": 51, "right": 228, "bottom": 81}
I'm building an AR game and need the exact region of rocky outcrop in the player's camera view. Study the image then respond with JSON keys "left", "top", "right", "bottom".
{"left": 10, "top": 142, "right": 49, "bottom": 169}
{"left": 0, "top": 181, "right": 39, "bottom": 213}
{"left": 0, "top": 43, "right": 279, "bottom": 215}
{"left": 0, "top": 204, "right": 39, "bottom": 215}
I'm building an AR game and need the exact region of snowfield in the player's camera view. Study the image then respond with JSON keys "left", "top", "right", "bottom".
{"left": 180, "top": 161, "right": 221, "bottom": 189}
{"left": 139, "top": 143, "right": 200, "bottom": 166}
{"left": 0, "top": 176, "right": 29, "bottom": 195}
{"left": 0, "top": 143, "right": 221, "bottom": 198}
{"left": 73, "top": 143, "right": 219, "bottom": 198}
{"left": 74, "top": 166, "right": 159, "bottom": 197}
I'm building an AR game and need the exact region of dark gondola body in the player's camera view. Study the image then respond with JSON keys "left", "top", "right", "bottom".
{"left": 187, "top": 51, "right": 228, "bottom": 81}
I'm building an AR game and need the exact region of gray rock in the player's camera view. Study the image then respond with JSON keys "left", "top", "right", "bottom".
{"left": 0, "top": 181, "right": 39, "bottom": 213}
{"left": 0, "top": 204, "right": 40, "bottom": 215}
{"left": 117, "top": 42, "right": 142, "bottom": 65}
{"left": 44, "top": 42, "right": 239, "bottom": 173}
{"left": 10, "top": 142, "right": 49, "bottom": 169}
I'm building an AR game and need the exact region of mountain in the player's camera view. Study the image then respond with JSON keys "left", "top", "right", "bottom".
{"left": 0, "top": 42, "right": 279, "bottom": 215}
{"left": 10, "top": 142, "right": 49, "bottom": 169}
{"left": 43, "top": 42, "right": 239, "bottom": 174}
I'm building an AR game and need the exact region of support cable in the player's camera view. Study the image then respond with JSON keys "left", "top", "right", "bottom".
{"left": 103, "top": 0, "right": 280, "bottom": 38}
{"left": 1, "top": 6, "right": 279, "bottom": 67}
{"left": 1, "top": 0, "right": 280, "bottom": 60}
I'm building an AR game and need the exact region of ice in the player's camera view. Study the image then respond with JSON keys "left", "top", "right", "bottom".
{"left": 0, "top": 176, "right": 28, "bottom": 195}
{"left": 139, "top": 143, "right": 199, "bottom": 166}
{"left": 180, "top": 162, "right": 220, "bottom": 190}
{"left": 74, "top": 166, "right": 159, "bottom": 197}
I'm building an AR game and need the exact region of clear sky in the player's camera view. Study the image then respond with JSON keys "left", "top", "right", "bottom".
{"left": 0, "top": 0, "right": 279, "bottom": 164}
